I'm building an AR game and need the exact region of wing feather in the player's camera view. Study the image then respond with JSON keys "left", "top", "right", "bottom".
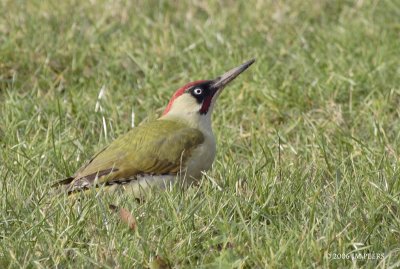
{"left": 56, "top": 119, "right": 204, "bottom": 192}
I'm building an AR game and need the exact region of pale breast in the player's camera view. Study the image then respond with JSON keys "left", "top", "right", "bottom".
{"left": 106, "top": 174, "right": 178, "bottom": 198}
{"left": 185, "top": 132, "right": 216, "bottom": 180}
{"left": 159, "top": 112, "right": 217, "bottom": 182}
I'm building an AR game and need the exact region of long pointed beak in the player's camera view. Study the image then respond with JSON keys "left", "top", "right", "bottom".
{"left": 211, "top": 58, "right": 255, "bottom": 89}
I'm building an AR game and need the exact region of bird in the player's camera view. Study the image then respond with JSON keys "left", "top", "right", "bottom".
{"left": 54, "top": 59, "right": 255, "bottom": 197}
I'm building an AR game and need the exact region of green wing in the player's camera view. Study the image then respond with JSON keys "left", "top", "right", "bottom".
{"left": 63, "top": 119, "right": 204, "bottom": 191}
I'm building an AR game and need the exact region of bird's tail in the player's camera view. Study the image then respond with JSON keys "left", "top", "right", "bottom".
{"left": 51, "top": 176, "right": 75, "bottom": 188}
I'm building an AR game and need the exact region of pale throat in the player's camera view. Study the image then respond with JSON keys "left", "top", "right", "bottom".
{"left": 159, "top": 95, "right": 217, "bottom": 136}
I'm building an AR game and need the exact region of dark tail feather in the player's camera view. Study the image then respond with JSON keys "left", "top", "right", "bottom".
{"left": 51, "top": 176, "right": 75, "bottom": 187}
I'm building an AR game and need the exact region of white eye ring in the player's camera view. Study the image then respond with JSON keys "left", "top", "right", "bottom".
{"left": 193, "top": 88, "right": 203, "bottom": 95}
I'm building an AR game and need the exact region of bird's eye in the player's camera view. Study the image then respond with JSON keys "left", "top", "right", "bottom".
{"left": 193, "top": 88, "right": 203, "bottom": 95}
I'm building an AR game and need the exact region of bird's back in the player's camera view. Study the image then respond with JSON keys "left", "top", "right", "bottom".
{"left": 60, "top": 119, "right": 206, "bottom": 192}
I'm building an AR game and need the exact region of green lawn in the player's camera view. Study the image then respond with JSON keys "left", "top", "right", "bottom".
{"left": 1, "top": 0, "right": 400, "bottom": 268}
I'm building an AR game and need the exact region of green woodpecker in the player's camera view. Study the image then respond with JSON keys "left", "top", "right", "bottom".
{"left": 56, "top": 59, "right": 255, "bottom": 196}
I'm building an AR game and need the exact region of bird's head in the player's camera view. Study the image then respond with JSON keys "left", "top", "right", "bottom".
{"left": 162, "top": 59, "right": 255, "bottom": 125}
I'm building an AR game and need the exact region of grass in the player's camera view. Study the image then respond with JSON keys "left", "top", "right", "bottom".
{"left": 1, "top": 0, "right": 400, "bottom": 267}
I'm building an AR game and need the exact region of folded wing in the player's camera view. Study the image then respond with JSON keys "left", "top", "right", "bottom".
{"left": 56, "top": 120, "right": 204, "bottom": 192}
